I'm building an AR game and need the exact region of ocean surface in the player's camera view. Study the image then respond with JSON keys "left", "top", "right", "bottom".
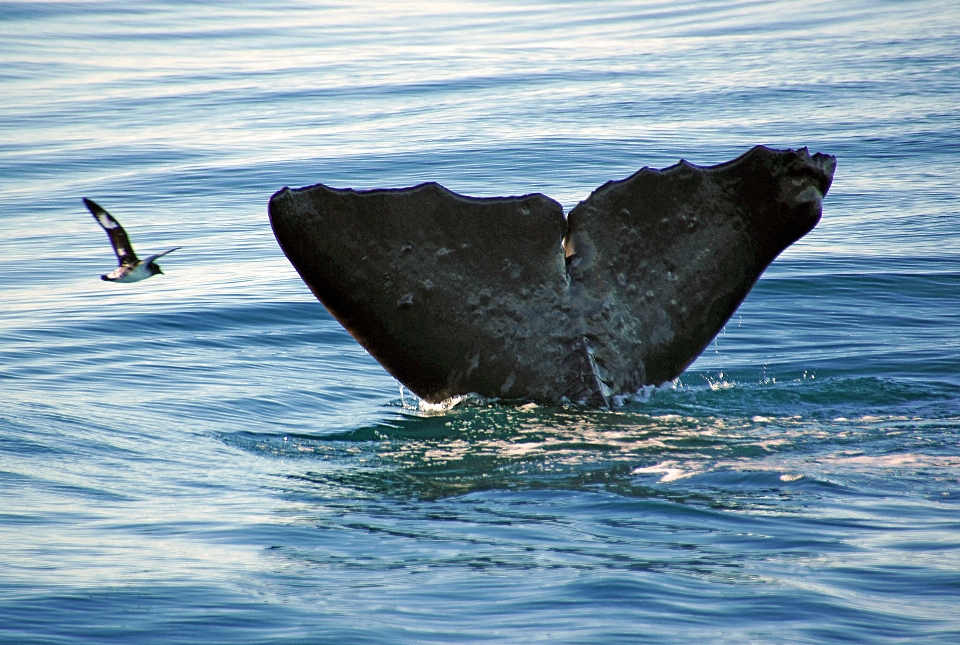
{"left": 2, "top": 1, "right": 959, "bottom": 642}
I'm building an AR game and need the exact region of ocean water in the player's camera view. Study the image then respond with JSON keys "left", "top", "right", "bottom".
{"left": 2, "top": 0, "right": 959, "bottom": 642}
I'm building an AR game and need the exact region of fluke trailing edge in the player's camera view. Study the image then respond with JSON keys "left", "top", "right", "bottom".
{"left": 84, "top": 198, "right": 180, "bottom": 283}
{"left": 269, "top": 146, "right": 836, "bottom": 406}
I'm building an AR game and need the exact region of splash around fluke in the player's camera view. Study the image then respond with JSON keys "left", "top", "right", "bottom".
{"left": 269, "top": 146, "right": 836, "bottom": 406}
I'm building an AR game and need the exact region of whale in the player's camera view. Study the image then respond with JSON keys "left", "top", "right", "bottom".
{"left": 269, "top": 145, "right": 836, "bottom": 406}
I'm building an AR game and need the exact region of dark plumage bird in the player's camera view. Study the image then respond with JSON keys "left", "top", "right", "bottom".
{"left": 84, "top": 198, "right": 180, "bottom": 282}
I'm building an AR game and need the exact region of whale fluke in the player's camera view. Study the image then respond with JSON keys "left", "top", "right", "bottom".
{"left": 269, "top": 146, "right": 836, "bottom": 405}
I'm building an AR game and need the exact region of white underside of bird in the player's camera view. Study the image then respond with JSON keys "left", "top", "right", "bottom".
{"left": 102, "top": 249, "right": 179, "bottom": 283}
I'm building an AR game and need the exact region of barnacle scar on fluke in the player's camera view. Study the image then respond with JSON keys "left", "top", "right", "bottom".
{"left": 269, "top": 146, "right": 836, "bottom": 406}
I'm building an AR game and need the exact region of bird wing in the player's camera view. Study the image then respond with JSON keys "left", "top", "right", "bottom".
{"left": 83, "top": 198, "right": 139, "bottom": 266}
{"left": 142, "top": 247, "right": 181, "bottom": 265}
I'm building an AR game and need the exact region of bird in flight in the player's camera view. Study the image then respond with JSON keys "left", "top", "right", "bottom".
{"left": 84, "top": 198, "right": 180, "bottom": 283}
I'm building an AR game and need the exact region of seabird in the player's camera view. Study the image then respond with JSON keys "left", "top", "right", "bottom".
{"left": 84, "top": 198, "right": 180, "bottom": 283}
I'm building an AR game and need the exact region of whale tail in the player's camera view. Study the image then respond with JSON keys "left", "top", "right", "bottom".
{"left": 269, "top": 146, "right": 836, "bottom": 405}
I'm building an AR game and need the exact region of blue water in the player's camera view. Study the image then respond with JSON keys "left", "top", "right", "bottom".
{"left": 2, "top": 1, "right": 959, "bottom": 642}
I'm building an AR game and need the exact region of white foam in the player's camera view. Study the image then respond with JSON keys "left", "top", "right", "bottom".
{"left": 632, "top": 460, "right": 697, "bottom": 482}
